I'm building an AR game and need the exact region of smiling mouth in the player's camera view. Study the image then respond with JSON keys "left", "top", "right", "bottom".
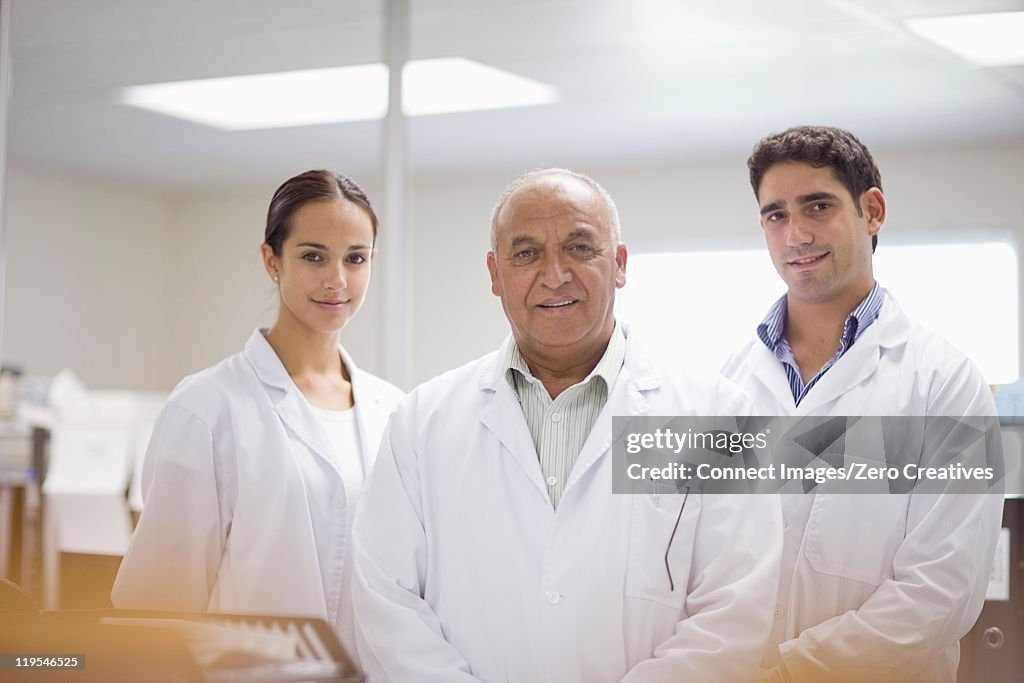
{"left": 788, "top": 252, "right": 828, "bottom": 266}
{"left": 537, "top": 299, "right": 578, "bottom": 309}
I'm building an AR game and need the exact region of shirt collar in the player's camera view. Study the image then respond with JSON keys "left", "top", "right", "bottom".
{"left": 503, "top": 322, "right": 626, "bottom": 394}
{"left": 757, "top": 282, "right": 883, "bottom": 352}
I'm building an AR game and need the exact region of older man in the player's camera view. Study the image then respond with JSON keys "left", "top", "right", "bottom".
{"left": 722, "top": 126, "right": 1003, "bottom": 682}
{"left": 351, "top": 168, "right": 781, "bottom": 682}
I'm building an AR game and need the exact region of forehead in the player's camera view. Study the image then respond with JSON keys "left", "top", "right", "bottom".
{"left": 496, "top": 177, "right": 609, "bottom": 240}
{"left": 758, "top": 162, "right": 848, "bottom": 202}
{"left": 286, "top": 198, "right": 374, "bottom": 243}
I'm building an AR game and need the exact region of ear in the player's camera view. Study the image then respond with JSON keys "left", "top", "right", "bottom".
{"left": 861, "top": 187, "right": 886, "bottom": 239}
{"left": 261, "top": 243, "right": 280, "bottom": 283}
{"left": 614, "top": 243, "right": 628, "bottom": 289}
{"left": 486, "top": 251, "right": 501, "bottom": 297}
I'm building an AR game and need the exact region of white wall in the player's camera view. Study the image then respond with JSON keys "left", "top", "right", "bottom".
{"left": 2, "top": 168, "right": 174, "bottom": 389}
{"left": 164, "top": 190, "right": 275, "bottom": 382}
{"left": 4, "top": 140, "right": 1022, "bottom": 392}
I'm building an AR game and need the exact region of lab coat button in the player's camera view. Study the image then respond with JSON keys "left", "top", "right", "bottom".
{"left": 551, "top": 412, "right": 562, "bottom": 423}
{"left": 544, "top": 590, "right": 561, "bottom": 605}
{"left": 546, "top": 475, "right": 558, "bottom": 487}
{"left": 773, "top": 603, "right": 786, "bottom": 621}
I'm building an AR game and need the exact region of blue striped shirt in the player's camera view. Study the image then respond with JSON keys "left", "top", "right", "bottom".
{"left": 757, "top": 282, "right": 884, "bottom": 407}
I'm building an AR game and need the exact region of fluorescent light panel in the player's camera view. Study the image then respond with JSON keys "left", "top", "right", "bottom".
{"left": 906, "top": 11, "right": 1024, "bottom": 66}
{"left": 120, "top": 58, "right": 559, "bottom": 130}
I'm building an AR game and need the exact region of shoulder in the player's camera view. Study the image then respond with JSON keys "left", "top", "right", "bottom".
{"left": 905, "top": 321, "right": 993, "bottom": 412}
{"left": 394, "top": 352, "right": 496, "bottom": 419}
{"left": 720, "top": 337, "right": 763, "bottom": 382}
{"left": 163, "top": 350, "right": 260, "bottom": 425}
{"left": 627, "top": 331, "right": 752, "bottom": 415}
{"left": 352, "top": 368, "right": 406, "bottom": 410}
{"left": 880, "top": 294, "right": 994, "bottom": 414}
{"left": 882, "top": 292, "right": 980, "bottom": 378}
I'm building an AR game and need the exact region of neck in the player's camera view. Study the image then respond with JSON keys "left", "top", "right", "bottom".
{"left": 519, "top": 331, "right": 612, "bottom": 399}
{"left": 264, "top": 323, "right": 345, "bottom": 380}
{"left": 784, "top": 283, "right": 873, "bottom": 347}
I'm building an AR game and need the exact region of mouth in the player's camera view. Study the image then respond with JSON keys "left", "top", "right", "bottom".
{"left": 537, "top": 298, "right": 579, "bottom": 310}
{"left": 787, "top": 252, "right": 829, "bottom": 268}
{"left": 313, "top": 299, "right": 350, "bottom": 307}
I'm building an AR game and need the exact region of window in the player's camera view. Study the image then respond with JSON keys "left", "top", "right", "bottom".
{"left": 616, "top": 240, "right": 1018, "bottom": 384}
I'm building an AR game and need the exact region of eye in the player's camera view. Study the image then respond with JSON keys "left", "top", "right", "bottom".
{"left": 302, "top": 251, "right": 325, "bottom": 262}
{"left": 513, "top": 248, "right": 537, "bottom": 262}
{"left": 567, "top": 243, "right": 596, "bottom": 257}
{"left": 810, "top": 201, "right": 832, "bottom": 212}
{"left": 764, "top": 211, "right": 786, "bottom": 223}
{"left": 347, "top": 253, "right": 368, "bottom": 265}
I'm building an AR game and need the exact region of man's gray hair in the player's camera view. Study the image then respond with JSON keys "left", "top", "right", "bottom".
{"left": 489, "top": 168, "right": 622, "bottom": 250}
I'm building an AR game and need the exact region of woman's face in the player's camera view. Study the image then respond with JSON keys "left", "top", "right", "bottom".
{"left": 262, "top": 197, "right": 375, "bottom": 337}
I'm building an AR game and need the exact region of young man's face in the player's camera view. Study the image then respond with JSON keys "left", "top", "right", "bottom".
{"left": 757, "top": 162, "right": 884, "bottom": 308}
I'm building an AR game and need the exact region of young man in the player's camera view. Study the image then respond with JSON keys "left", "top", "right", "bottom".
{"left": 722, "top": 125, "right": 1003, "bottom": 683}
{"left": 352, "top": 168, "right": 781, "bottom": 682}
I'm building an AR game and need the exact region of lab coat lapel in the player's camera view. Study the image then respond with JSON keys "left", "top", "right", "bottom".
{"left": 274, "top": 392, "right": 337, "bottom": 468}
{"left": 750, "top": 342, "right": 797, "bottom": 413}
{"left": 478, "top": 348, "right": 551, "bottom": 500}
{"left": 794, "top": 333, "right": 880, "bottom": 415}
{"left": 794, "top": 291, "right": 911, "bottom": 415}
{"left": 566, "top": 334, "right": 657, "bottom": 492}
{"left": 243, "top": 330, "right": 337, "bottom": 471}
{"left": 344, "top": 347, "right": 386, "bottom": 473}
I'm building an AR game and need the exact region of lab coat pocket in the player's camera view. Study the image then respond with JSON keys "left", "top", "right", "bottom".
{"left": 625, "top": 493, "right": 696, "bottom": 610}
{"left": 803, "top": 493, "right": 906, "bottom": 586}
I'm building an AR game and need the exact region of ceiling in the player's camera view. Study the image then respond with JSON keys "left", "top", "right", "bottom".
{"left": 8, "top": 0, "right": 1024, "bottom": 194}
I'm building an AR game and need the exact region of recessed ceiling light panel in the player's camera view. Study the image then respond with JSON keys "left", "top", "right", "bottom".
{"left": 120, "top": 58, "right": 558, "bottom": 130}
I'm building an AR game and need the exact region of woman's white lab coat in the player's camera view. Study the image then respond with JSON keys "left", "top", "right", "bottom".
{"left": 722, "top": 290, "right": 1003, "bottom": 682}
{"left": 113, "top": 330, "right": 403, "bottom": 625}
{"left": 352, "top": 330, "right": 782, "bottom": 683}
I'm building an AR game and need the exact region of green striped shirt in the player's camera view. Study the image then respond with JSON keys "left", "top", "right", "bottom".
{"left": 502, "top": 324, "right": 626, "bottom": 508}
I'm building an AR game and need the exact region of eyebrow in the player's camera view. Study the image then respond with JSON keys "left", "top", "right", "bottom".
{"left": 294, "top": 241, "right": 372, "bottom": 251}
{"left": 564, "top": 228, "right": 597, "bottom": 242}
{"left": 759, "top": 191, "right": 840, "bottom": 216}
{"left": 509, "top": 235, "right": 540, "bottom": 250}
{"left": 507, "top": 228, "right": 597, "bottom": 248}
{"left": 799, "top": 191, "right": 840, "bottom": 204}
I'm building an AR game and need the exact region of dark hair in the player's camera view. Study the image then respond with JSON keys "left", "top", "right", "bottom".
{"left": 264, "top": 170, "right": 378, "bottom": 256}
{"left": 748, "top": 126, "right": 881, "bottom": 252}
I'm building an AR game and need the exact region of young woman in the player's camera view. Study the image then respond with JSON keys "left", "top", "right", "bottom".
{"left": 113, "top": 170, "right": 403, "bottom": 667}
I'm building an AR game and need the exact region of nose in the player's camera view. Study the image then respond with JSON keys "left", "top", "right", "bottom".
{"left": 785, "top": 216, "right": 813, "bottom": 248}
{"left": 324, "top": 263, "right": 347, "bottom": 292}
{"left": 539, "top": 251, "right": 571, "bottom": 289}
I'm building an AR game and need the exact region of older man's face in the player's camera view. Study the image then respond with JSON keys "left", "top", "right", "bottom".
{"left": 487, "top": 176, "right": 626, "bottom": 362}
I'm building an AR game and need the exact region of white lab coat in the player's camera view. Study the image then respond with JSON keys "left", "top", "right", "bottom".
{"left": 352, "top": 328, "right": 782, "bottom": 683}
{"left": 113, "top": 330, "right": 403, "bottom": 629}
{"left": 722, "top": 290, "right": 1003, "bottom": 682}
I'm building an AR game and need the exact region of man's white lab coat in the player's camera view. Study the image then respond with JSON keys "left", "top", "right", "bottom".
{"left": 353, "top": 330, "right": 782, "bottom": 682}
{"left": 722, "top": 290, "right": 1003, "bottom": 682}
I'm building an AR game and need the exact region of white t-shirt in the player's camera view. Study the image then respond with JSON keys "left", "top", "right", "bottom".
{"left": 310, "top": 404, "right": 364, "bottom": 665}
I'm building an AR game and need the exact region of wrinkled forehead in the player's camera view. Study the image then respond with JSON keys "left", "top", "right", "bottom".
{"left": 496, "top": 176, "right": 610, "bottom": 241}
